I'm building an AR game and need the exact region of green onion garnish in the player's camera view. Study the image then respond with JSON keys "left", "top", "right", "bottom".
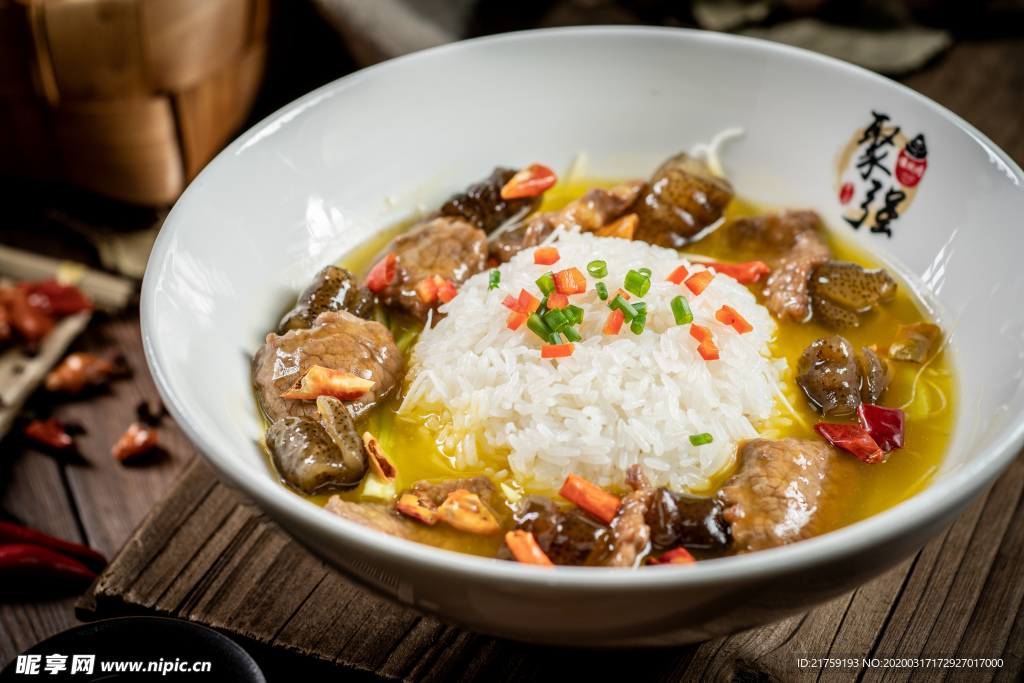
{"left": 527, "top": 312, "right": 551, "bottom": 340}
{"left": 488, "top": 270, "right": 500, "bottom": 290}
{"left": 548, "top": 331, "right": 563, "bottom": 345}
{"left": 587, "top": 260, "right": 608, "bottom": 278}
{"left": 609, "top": 294, "right": 638, "bottom": 321}
{"left": 624, "top": 270, "right": 651, "bottom": 298}
{"left": 689, "top": 433, "right": 713, "bottom": 446}
{"left": 632, "top": 301, "right": 647, "bottom": 314}
{"left": 671, "top": 295, "right": 693, "bottom": 325}
{"left": 536, "top": 271, "right": 556, "bottom": 295}
{"left": 544, "top": 307, "right": 569, "bottom": 332}
{"left": 596, "top": 282, "right": 609, "bottom": 300}
{"left": 539, "top": 295, "right": 549, "bottom": 313}
{"left": 630, "top": 314, "right": 646, "bottom": 335}
{"left": 638, "top": 267, "right": 652, "bottom": 278}
{"left": 563, "top": 326, "right": 582, "bottom": 342}
{"left": 566, "top": 305, "right": 584, "bottom": 325}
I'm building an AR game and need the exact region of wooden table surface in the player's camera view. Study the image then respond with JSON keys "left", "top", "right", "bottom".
{"left": 2, "top": 25, "right": 1023, "bottom": 683}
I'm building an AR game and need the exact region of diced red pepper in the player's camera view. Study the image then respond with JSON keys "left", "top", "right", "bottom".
{"left": 365, "top": 253, "right": 397, "bottom": 293}
{"left": 19, "top": 280, "right": 93, "bottom": 316}
{"left": 603, "top": 309, "right": 625, "bottom": 335}
{"left": 534, "top": 246, "right": 560, "bottom": 266}
{"left": 502, "top": 294, "right": 519, "bottom": 310}
{"left": 690, "top": 324, "right": 720, "bottom": 361}
{"left": 857, "top": 404, "right": 905, "bottom": 451}
{"left": 715, "top": 305, "right": 753, "bottom": 334}
{"left": 559, "top": 473, "right": 621, "bottom": 524}
{"left": 554, "top": 267, "right": 587, "bottom": 295}
{"left": 435, "top": 277, "right": 458, "bottom": 304}
{"left": 613, "top": 288, "right": 630, "bottom": 301}
{"left": 505, "top": 530, "right": 554, "bottom": 567}
{"left": 684, "top": 270, "right": 715, "bottom": 295}
{"left": 814, "top": 422, "right": 885, "bottom": 464}
{"left": 507, "top": 308, "right": 529, "bottom": 331}
{"left": 693, "top": 261, "right": 770, "bottom": 285}
{"left": 541, "top": 342, "right": 575, "bottom": 358}
{"left": 518, "top": 289, "right": 541, "bottom": 313}
{"left": 23, "top": 418, "right": 74, "bottom": 450}
{"left": 501, "top": 164, "right": 558, "bottom": 199}
{"left": 546, "top": 292, "right": 569, "bottom": 310}
{"left": 667, "top": 265, "right": 690, "bottom": 285}
{"left": 649, "top": 547, "right": 696, "bottom": 565}
{"left": 416, "top": 277, "right": 438, "bottom": 303}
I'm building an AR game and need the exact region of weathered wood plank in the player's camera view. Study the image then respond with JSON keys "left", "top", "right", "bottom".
{"left": 61, "top": 315, "right": 195, "bottom": 559}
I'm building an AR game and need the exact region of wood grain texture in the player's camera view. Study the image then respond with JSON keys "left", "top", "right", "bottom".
{"left": 72, "top": 452, "right": 1024, "bottom": 682}
{"left": 42, "top": 0, "right": 148, "bottom": 101}
{"left": 141, "top": 0, "right": 250, "bottom": 92}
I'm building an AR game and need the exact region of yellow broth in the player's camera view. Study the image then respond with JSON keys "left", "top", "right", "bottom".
{"left": 270, "top": 179, "right": 955, "bottom": 559}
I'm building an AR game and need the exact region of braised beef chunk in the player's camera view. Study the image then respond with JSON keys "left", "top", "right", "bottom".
{"left": 441, "top": 168, "right": 541, "bottom": 234}
{"left": 489, "top": 182, "right": 644, "bottom": 264}
{"left": 373, "top": 216, "right": 487, "bottom": 320}
{"left": 278, "top": 266, "right": 365, "bottom": 333}
{"left": 796, "top": 335, "right": 890, "bottom": 417}
{"left": 633, "top": 153, "right": 734, "bottom": 247}
{"left": 325, "top": 496, "right": 415, "bottom": 539}
{"left": 718, "top": 437, "right": 838, "bottom": 552}
{"left": 598, "top": 487, "right": 654, "bottom": 567}
{"left": 728, "top": 210, "right": 831, "bottom": 322}
{"left": 414, "top": 476, "right": 500, "bottom": 509}
{"left": 644, "top": 488, "right": 731, "bottom": 554}
{"left": 500, "top": 495, "right": 611, "bottom": 566}
{"left": 252, "top": 310, "right": 402, "bottom": 423}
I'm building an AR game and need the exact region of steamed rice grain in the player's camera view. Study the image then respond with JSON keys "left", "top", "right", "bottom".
{"left": 400, "top": 230, "right": 786, "bottom": 493}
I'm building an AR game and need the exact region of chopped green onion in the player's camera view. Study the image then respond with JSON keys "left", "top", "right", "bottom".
{"left": 671, "top": 295, "right": 693, "bottom": 325}
{"left": 638, "top": 267, "right": 652, "bottom": 278}
{"left": 536, "top": 272, "right": 556, "bottom": 295}
{"left": 587, "top": 260, "right": 608, "bottom": 278}
{"left": 596, "top": 282, "right": 609, "bottom": 300}
{"left": 548, "top": 331, "right": 563, "bottom": 345}
{"left": 544, "top": 307, "right": 569, "bottom": 332}
{"left": 488, "top": 270, "right": 501, "bottom": 290}
{"left": 630, "top": 314, "right": 646, "bottom": 335}
{"left": 563, "top": 326, "right": 582, "bottom": 342}
{"left": 624, "top": 270, "right": 651, "bottom": 298}
{"left": 566, "top": 305, "right": 585, "bottom": 325}
{"left": 395, "top": 327, "right": 420, "bottom": 355}
{"left": 609, "top": 294, "right": 638, "bottom": 321}
{"left": 527, "top": 312, "right": 551, "bottom": 340}
{"left": 539, "top": 295, "right": 549, "bottom": 312}
{"left": 632, "top": 301, "right": 648, "bottom": 314}
{"left": 689, "top": 433, "right": 713, "bottom": 446}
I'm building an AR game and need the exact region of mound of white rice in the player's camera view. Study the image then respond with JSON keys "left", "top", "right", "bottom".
{"left": 400, "top": 229, "right": 788, "bottom": 494}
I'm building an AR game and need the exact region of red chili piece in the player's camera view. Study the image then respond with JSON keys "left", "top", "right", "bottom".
{"left": 0, "top": 544, "right": 97, "bottom": 583}
{"left": 693, "top": 261, "right": 770, "bottom": 285}
{"left": 19, "top": 280, "right": 93, "bottom": 316}
{"left": 365, "top": 253, "right": 397, "bottom": 293}
{"left": 0, "top": 521, "right": 107, "bottom": 572}
{"left": 857, "top": 404, "right": 906, "bottom": 451}
{"left": 0, "top": 285, "right": 54, "bottom": 343}
{"left": 814, "top": 423, "right": 885, "bottom": 464}
{"left": 649, "top": 547, "right": 696, "bottom": 565}
{"left": 23, "top": 418, "right": 74, "bottom": 450}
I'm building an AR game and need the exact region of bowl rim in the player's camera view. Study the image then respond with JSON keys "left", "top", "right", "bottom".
{"left": 142, "top": 25, "right": 1024, "bottom": 591}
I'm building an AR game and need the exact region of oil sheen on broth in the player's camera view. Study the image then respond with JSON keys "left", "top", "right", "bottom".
{"left": 272, "top": 179, "right": 954, "bottom": 559}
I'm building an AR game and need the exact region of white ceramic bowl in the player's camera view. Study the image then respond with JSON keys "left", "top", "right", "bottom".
{"left": 142, "top": 27, "right": 1024, "bottom": 646}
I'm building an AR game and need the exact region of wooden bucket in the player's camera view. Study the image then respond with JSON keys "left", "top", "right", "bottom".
{"left": 0, "top": 0, "right": 270, "bottom": 205}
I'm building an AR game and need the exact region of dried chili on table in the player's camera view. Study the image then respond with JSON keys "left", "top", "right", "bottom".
{"left": 0, "top": 521, "right": 107, "bottom": 572}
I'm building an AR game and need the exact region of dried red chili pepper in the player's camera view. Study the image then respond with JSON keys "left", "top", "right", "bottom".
{"left": 112, "top": 422, "right": 159, "bottom": 462}
{"left": 0, "top": 544, "right": 97, "bottom": 583}
{"left": 0, "top": 284, "right": 54, "bottom": 343}
{"left": 857, "top": 404, "right": 905, "bottom": 451}
{"left": 23, "top": 418, "right": 74, "bottom": 450}
{"left": 45, "top": 352, "right": 116, "bottom": 393}
{"left": 0, "top": 521, "right": 107, "bottom": 572}
{"left": 814, "top": 422, "right": 885, "bottom": 464}
{"left": 648, "top": 547, "right": 697, "bottom": 565}
{"left": 18, "top": 279, "right": 93, "bottom": 316}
